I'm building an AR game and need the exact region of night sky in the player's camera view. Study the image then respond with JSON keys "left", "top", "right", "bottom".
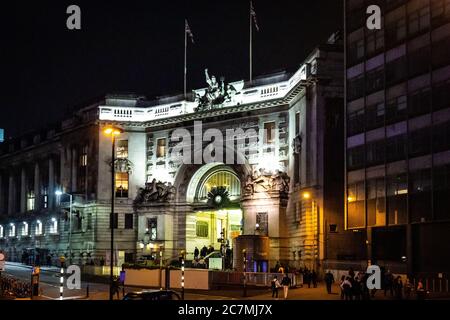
{"left": 0, "top": 0, "right": 343, "bottom": 138}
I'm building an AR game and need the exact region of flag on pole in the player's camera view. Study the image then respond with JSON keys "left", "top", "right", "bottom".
{"left": 185, "top": 19, "right": 195, "bottom": 44}
{"left": 250, "top": 1, "right": 260, "bottom": 32}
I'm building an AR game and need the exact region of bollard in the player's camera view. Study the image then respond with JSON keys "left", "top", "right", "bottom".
{"left": 86, "top": 284, "right": 89, "bottom": 298}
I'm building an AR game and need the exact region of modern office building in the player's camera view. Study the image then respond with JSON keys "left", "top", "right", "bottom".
{"left": 345, "top": 0, "right": 450, "bottom": 275}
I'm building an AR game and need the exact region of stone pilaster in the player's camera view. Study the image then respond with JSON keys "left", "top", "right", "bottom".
{"left": 20, "top": 167, "right": 27, "bottom": 213}
{"left": 71, "top": 147, "right": 78, "bottom": 192}
{"left": 48, "top": 157, "right": 55, "bottom": 209}
{"left": 8, "top": 172, "right": 15, "bottom": 215}
{"left": 34, "top": 162, "right": 41, "bottom": 210}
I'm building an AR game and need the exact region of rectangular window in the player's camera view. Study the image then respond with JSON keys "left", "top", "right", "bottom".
{"left": 124, "top": 213, "right": 134, "bottom": 229}
{"left": 117, "top": 140, "right": 128, "bottom": 159}
{"left": 8, "top": 224, "right": 16, "bottom": 237}
{"left": 365, "top": 67, "right": 384, "bottom": 94}
{"left": 386, "top": 174, "right": 408, "bottom": 225}
{"left": 0, "top": 225, "right": 4, "bottom": 238}
{"left": 409, "top": 6, "right": 430, "bottom": 36}
{"left": 148, "top": 218, "right": 157, "bottom": 240}
{"left": 367, "top": 178, "right": 386, "bottom": 227}
{"left": 347, "top": 145, "right": 365, "bottom": 170}
{"left": 386, "top": 95, "right": 407, "bottom": 123}
{"left": 27, "top": 190, "right": 35, "bottom": 211}
{"left": 42, "top": 187, "right": 48, "bottom": 209}
{"left": 263, "top": 122, "right": 276, "bottom": 144}
{"left": 409, "top": 127, "right": 431, "bottom": 157}
{"left": 196, "top": 221, "right": 208, "bottom": 238}
{"left": 35, "top": 221, "right": 43, "bottom": 236}
{"left": 409, "top": 87, "right": 431, "bottom": 117}
{"left": 80, "top": 145, "right": 88, "bottom": 167}
{"left": 347, "top": 182, "right": 365, "bottom": 228}
{"left": 347, "top": 75, "right": 365, "bottom": 100}
{"left": 110, "top": 213, "right": 118, "bottom": 229}
{"left": 156, "top": 138, "right": 167, "bottom": 158}
{"left": 347, "top": 108, "right": 365, "bottom": 136}
{"left": 115, "top": 172, "right": 129, "bottom": 198}
{"left": 49, "top": 218, "right": 58, "bottom": 234}
{"left": 409, "top": 169, "right": 432, "bottom": 223}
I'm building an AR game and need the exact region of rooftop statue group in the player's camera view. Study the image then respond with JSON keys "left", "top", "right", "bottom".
{"left": 195, "top": 69, "right": 239, "bottom": 112}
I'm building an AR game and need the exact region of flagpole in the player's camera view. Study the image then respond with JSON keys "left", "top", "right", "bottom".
{"left": 249, "top": 1, "right": 253, "bottom": 84}
{"left": 184, "top": 21, "right": 187, "bottom": 98}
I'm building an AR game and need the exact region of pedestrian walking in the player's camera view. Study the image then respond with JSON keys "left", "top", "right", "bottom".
{"left": 404, "top": 277, "right": 413, "bottom": 300}
{"left": 271, "top": 276, "right": 281, "bottom": 298}
{"left": 339, "top": 275, "right": 346, "bottom": 299}
{"left": 341, "top": 276, "right": 353, "bottom": 300}
{"left": 311, "top": 270, "right": 318, "bottom": 288}
{"left": 394, "top": 276, "right": 403, "bottom": 300}
{"left": 281, "top": 274, "right": 292, "bottom": 299}
{"left": 324, "top": 270, "right": 335, "bottom": 294}
{"left": 416, "top": 278, "right": 426, "bottom": 300}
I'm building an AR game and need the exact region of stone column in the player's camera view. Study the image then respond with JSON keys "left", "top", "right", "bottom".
{"left": 48, "top": 157, "right": 55, "bottom": 209}
{"left": 8, "top": 172, "right": 15, "bottom": 215}
{"left": 34, "top": 162, "right": 41, "bottom": 210}
{"left": 71, "top": 147, "right": 78, "bottom": 192}
{"left": 20, "top": 167, "right": 27, "bottom": 213}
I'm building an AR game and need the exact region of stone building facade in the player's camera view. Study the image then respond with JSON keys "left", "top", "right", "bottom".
{"left": 1, "top": 37, "right": 356, "bottom": 273}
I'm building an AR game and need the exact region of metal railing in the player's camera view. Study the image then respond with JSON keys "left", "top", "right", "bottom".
{"left": 211, "top": 271, "right": 300, "bottom": 287}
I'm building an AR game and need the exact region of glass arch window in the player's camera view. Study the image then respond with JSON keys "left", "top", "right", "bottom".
{"left": 197, "top": 170, "right": 241, "bottom": 201}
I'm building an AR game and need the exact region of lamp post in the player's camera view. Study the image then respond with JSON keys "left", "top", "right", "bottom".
{"left": 180, "top": 250, "right": 185, "bottom": 300}
{"left": 55, "top": 191, "right": 73, "bottom": 264}
{"left": 159, "top": 247, "right": 163, "bottom": 290}
{"left": 104, "top": 126, "right": 123, "bottom": 300}
{"left": 242, "top": 248, "right": 247, "bottom": 297}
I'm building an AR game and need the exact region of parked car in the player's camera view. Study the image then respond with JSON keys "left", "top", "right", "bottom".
{"left": 123, "top": 290, "right": 181, "bottom": 301}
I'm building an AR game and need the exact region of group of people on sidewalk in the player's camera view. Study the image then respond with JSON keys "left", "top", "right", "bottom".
{"left": 335, "top": 268, "right": 426, "bottom": 300}
{"left": 271, "top": 274, "right": 292, "bottom": 299}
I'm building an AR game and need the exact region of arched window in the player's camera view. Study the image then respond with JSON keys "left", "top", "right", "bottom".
{"left": 197, "top": 170, "right": 241, "bottom": 201}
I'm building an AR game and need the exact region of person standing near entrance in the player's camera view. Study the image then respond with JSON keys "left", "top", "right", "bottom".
{"left": 271, "top": 276, "right": 281, "bottom": 298}
{"left": 281, "top": 274, "right": 291, "bottom": 299}
{"left": 194, "top": 247, "right": 199, "bottom": 260}
{"left": 324, "top": 270, "right": 335, "bottom": 294}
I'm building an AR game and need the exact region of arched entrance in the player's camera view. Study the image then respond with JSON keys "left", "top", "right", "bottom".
{"left": 184, "top": 163, "right": 243, "bottom": 264}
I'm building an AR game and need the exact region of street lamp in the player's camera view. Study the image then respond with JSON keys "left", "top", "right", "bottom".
{"left": 242, "top": 248, "right": 247, "bottom": 297}
{"left": 103, "top": 126, "right": 123, "bottom": 300}
{"left": 55, "top": 190, "right": 73, "bottom": 264}
{"left": 180, "top": 250, "right": 186, "bottom": 300}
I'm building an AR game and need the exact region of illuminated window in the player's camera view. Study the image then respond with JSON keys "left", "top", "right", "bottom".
{"left": 27, "top": 191, "right": 35, "bottom": 211}
{"left": 49, "top": 218, "right": 58, "bottom": 234}
{"left": 0, "top": 225, "right": 4, "bottom": 238}
{"left": 42, "top": 187, "right": 48, "bottom": 209}
{"left": 147, "top": 218, "right": 157, "bottom": 240}
{"left": 115, "top": 172, "right": 129, "bottom": 198}
{"left": 8, "top": 224, "right": 16, "bottom": 237}
{"left": 35, "top": 220, "right": 43, "bottom": 236}
{"left": 196, "top": 221, "right": 209, "bottom": 238}
{"left": 117, "top": 140, "right": 128, "bottom": 159}
{"left": 156, "top": 138, "right": 167, "bottom": 158}
{"left": 263, "top": 122, "right": 276, "bottom": 144}
{"left": 20, "top": 222, "right": 29, "bottom": 236}
{"left": 198, "top": 170, "right": 241, "bottom": 201}
{"left": 80, "top": 145, "right": 88, "bottom": 167}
